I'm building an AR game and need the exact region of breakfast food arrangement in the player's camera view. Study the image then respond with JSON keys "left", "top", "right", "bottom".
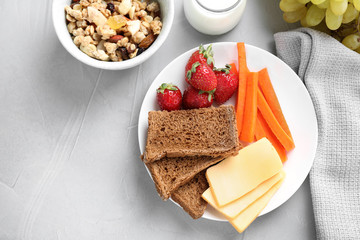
{"left": 64, "top": 0, "right": 162, "bottom": 61}
{"left": 3, "top": 0, "right": 359, "bottom": 238}
{"left": 140, "top": 43, "right": 296, "bottom": 233}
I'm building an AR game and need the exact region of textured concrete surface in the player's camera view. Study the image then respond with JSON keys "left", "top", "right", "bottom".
{"left": 0, "top": 1, "right": 316, "bottom": 239}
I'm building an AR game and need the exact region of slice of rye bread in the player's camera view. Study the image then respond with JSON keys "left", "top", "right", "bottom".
{"left": 171, "top": 170, "right": 209, "bottom": 219}
{"left": 146, "top": 155, "right": 224, "bottom": 200}
{"left": 143, "top": 105, "right": 240, "bottom": 163}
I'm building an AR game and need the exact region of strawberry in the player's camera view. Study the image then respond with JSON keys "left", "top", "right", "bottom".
{"left": 213, "top": 64, "right": 239, "bottom": 105}
{"left": 182, "top": 85, "right": 214, "bottom": 109}
{"left": 186, "top": 62, "right": 217, "bottom": 91}
{"left": 185, "top": 44, "right": 214, "bottom": 84}
{"left": 156, "top": 83, "right": 182, "bottom": 111}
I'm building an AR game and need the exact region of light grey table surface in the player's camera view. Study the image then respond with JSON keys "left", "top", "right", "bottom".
{"left": 0, "top": 0, "right": 316, "bottom": 239}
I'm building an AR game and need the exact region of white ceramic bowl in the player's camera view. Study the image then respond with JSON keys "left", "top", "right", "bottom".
{"left": 52, "top": 0, "right": 174, "bottom": 70}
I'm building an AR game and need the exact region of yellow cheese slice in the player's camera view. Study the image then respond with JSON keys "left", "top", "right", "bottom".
{"left": 229, "top": 177, "right": 285, "bottom": 233}
{"left": 206, "top": 138, "right": 283, "bottom": 206}
{"left": 202, "top": 170, "right": 285, "bottom": 219}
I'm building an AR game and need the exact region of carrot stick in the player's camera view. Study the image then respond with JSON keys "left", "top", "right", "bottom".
{"left": 258, "top": 68, "right": 293, "bottom": 140}
{"left": 235, "top": 43, "right": 249, "bottom": 137}
{"left": 237, "top": 42, "right": 249, "bottom": 73}
{"left": 257, "top": 111, "right": 287, "bottom": 162}
{"left": 257, "top": 89, "right": 295, "bottom": 151}
{"left": 240, "top": 72, "right": 258, "bottom": 143}
{"left": 229, "top": 63, "right": 238, "bottom": 76}
{"left": 254, "top": 113, "right": 266, "bottom": 141}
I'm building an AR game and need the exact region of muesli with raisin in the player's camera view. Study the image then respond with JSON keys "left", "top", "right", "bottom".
{"left": 65, "top": 0, "right": 162, "bottom": 62}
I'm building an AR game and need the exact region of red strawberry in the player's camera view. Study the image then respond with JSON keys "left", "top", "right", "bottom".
{"left": 182, "top": 85, "right": 214, "bottom": 109}
{"left": 156, "top": 83, "right": 182, "bottom": 111}
{"left": 185, "top": 44, "right": 214, "bottom": 84}
{"left": 213, "top": 64, "right": 239, "bottom": 105}
{"left": 186, "top": 62, "right": 217, "bottom": 91}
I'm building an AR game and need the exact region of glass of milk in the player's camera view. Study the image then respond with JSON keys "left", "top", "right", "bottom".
{"left": 184, "top": 0, "right": 247, "bottom": 35}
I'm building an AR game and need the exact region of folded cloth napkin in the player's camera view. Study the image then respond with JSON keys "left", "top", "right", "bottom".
{"left": 274, "top": 28, "right": 360, "bottom": 240}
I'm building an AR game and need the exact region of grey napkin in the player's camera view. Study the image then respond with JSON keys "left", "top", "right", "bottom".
{"left": 274, "top": 28, "right": 360, "bottom": 240}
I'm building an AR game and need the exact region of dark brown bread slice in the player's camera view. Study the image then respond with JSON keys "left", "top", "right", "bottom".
{"left": 143, "top": 105, "right": 240, "bottom": 163}
{"left": 171, "top": 170, "right": 209, "bottom": 219}
{"left": 146, "top": 155, "right": 223, "bottom": 200}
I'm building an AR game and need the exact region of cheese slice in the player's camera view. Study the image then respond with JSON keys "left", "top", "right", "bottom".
{"left": 206, "top": 138, "right": 283, "bottom": 206}
{"left": 202, "top": 170, "right": 285, "bottom": 219}
{"left": 229, "top": 177, "right": 285, "bottom": 233}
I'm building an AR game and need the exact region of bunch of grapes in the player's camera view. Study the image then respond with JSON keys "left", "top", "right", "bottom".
{"left": 280, "top": 0, "right": 360, "bottom": 52}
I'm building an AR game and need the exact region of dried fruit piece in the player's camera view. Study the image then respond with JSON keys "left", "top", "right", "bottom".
{"left": 107, "top": 15, "right": 127, "bottom": 30}
{"left": 106, "top": 3, "right": 115, "bottom": 13}
{"left": 108, "top": 35, "right": 124, "bottom": 43}
{"left": 139, "top": 33, "right": 155, "bottom": 48}
{"left": 137, "top": 47, "right": 145, "bottom": 55}
{"left": 119, "top": 47, "right": 129, "bottom": 60}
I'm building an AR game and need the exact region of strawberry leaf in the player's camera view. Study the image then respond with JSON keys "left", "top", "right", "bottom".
{"left": 213, "top": 64, "right": 231, "bottom": 75}
{"left": 187, "top": 62, "right": 201, "bottom": 80}
{"left": 197, "top": 44, "right": 215, "bottom": 67}
{"left": 157, "top": 88, "right": 165, "bottom": 94}
{"left": 199, "top": 89, "right": 216, "bottom": 102}
{"left": 199, "top": 44, "right": 205, "bottom": 54}
{"left": 191, "top": 62, "right": 201, "bottom": 72}
{"left": 208, "top": 93, "right": 212, "bottom": 102}
{"left": 157, "top": 83, "right": 178, "bottom": 94}
{"left": 168, "top": 86, "right": 178, "bottom": 91}
{"left": 186, "top": 70, "right": 192, "bottom": 80}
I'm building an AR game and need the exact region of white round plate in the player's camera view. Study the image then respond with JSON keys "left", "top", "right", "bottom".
{"left": 138, "top": 42, "right": 318, "bottom": 221}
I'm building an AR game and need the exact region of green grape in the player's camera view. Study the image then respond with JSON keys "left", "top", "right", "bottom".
{"left": 300, "top": 16, "right": 310, "bottom": 26}
{"left": 280, "top": 0, "right": 305, "bottom": 12}
{"left": 354, "top": 0, "right": 360, "bottom": 10}
{"left": 325, "top": 8, "right": 343, "bottom": 30}
{"left": 342, "top": 34, "right": 360, "bottom": 49}
{"left": 283, "top": 7, "right": 307, "bottom": 23}
{"left": 311, "top": 0, "right": 326, "bottom": 4}
{"left": 317, "top": 0, "right": 330, "bottom": 9}
{"left": 306, "top": 5, "right": 326, "bottom": 26}
{"left": 342, "top": 3, "right": 359, "bottom": 23}
{"left": 330, "top": 0, "right": 348, "bottom": 16}
{"left": 297, "top": 0, "right": 310, "bottom": 3}
{"left": 279, "top": 0, "right": 360, "bottom": 55}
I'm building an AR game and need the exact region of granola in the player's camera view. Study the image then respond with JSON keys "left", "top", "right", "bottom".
{"left": 65, "top": 0, "right": 162, "bottom": 62}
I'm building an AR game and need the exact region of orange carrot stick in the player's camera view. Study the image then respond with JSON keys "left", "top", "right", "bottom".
{"left": 258, "top": 68, "right": 293, "bottom": 140}
{"left": 229, "top": 63, "right": 238, "bottom": 76}
{"left": 257, "top": 111, "right": 287, "bottom": 162}
{"left": 240, "top": 72, "right": 258, "bottom": 143}
{"left": 237, "top": 42, "right": 249, "bottom": 73}
{"left": 254, "top": 113, "right": 266, "bottom": 141}
{"left": 235, "top": 43, "right": 249, "bottom": 137}
{"left": 257, "top": 89, "right": 295, "bottom": 151}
